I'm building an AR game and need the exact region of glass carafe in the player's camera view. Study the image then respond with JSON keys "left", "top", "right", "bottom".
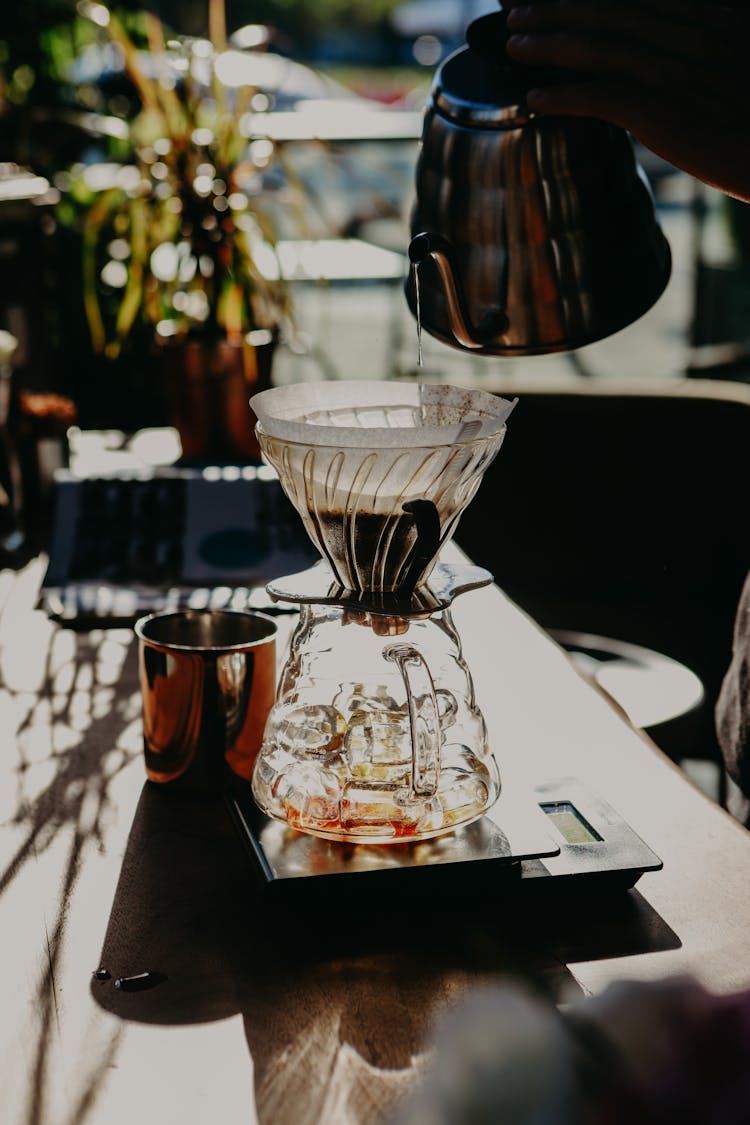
{"left": 252, "top": 602, "right": 499, "bottom": 843}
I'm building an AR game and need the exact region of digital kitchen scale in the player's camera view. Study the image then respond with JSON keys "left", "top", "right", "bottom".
{"left": 227, "top": 776, "right": 662, "bottom": 905}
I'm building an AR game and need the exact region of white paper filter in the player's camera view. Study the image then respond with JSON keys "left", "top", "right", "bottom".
{"left": 250, "top": 380, "right": 517, "bottom": 448}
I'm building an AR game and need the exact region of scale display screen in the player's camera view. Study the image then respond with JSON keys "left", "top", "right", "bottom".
{"left": 540, "top": 801, "right": 602, "bottom": 844}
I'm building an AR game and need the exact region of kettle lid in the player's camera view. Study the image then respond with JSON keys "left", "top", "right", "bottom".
{"left": 434, "top": 11, "right": 580, "bottom": 128}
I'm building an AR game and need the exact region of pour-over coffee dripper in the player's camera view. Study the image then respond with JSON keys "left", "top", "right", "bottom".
{"left": 249, "top": 380, "right": 516, "bottom": 844}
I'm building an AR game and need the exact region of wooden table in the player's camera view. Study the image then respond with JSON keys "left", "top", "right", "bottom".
{"left": 2, "top": 553, "right": 750, "bottom": 1125}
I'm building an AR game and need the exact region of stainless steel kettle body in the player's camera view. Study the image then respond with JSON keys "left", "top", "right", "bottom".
{"left": 406, "top": 13, "right": 672, "bottom": 356}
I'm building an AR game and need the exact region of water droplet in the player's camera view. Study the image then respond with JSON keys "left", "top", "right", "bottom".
{"left": 413, "top": 261, "right": 423, "bottom": 371}
{"left": 114, "top": 971, "right": 167, "bottom": 992}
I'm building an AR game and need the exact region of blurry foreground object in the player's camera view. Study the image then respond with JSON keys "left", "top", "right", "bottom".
{"left": 406, "top": 10, "right": 671, "bottom": 355}
{"left": 395, "top": 976, "right": 750, "bottom": 1124}
{"left": 716, "top": 569, "right": 750, "bottom": 827}
{"left": 0, "top": 331, "right": 24, "bottom": 559}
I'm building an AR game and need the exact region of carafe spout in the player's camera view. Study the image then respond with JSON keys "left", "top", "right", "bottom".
{"left": 408, "top": 232, "right": 508, "bottom": 350}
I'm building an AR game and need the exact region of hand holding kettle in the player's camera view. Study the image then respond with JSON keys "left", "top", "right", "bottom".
{"left": 504, "top": 0, "right": 750, "bottom": 203}
{"left": 406, "top": 5, "right": 671, "bottom": 355}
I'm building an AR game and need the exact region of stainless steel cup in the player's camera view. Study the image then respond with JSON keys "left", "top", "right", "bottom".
{"left": 135, "top": 609, "right": 277, "bottom": 790}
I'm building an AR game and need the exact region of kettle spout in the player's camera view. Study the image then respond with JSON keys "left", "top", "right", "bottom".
{"left": 408, "top": 232, "right": 508, "bottom": 350}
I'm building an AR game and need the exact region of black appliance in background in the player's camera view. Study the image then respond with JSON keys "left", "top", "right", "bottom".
{"left": 41, "top": 466, "right": 318, "bottom": 625}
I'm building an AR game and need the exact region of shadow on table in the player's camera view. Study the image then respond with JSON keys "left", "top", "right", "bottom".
{"left": 0, "top": 621, "right": 142, "bottom": 1125}
{"left": 91, "top": 783, "right": 680, "bottom": 1120}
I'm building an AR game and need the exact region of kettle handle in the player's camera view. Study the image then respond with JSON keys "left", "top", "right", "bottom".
{"left": 409, "top": 232, "right": 509, "bottom": 349}
{"left": 383, "top": 642, "right": 440, "bottom": 799}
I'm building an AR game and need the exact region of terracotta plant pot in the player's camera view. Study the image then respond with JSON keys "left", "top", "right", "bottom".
{"left": 160, "top": 331, "right": 276, "bottom": 464}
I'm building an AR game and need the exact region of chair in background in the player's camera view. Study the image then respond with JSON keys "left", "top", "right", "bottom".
{"left": 455, "top": 377, "right": 750, "bottom": 795}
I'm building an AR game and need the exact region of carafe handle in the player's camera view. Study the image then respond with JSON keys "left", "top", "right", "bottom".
{"left": 383, "top": 643, "right": 440, "bottom": 799}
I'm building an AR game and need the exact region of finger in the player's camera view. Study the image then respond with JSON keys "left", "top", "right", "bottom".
{"left": 524, "top": 79, "right": 747, "bottom": 198}
{"left": 506, "top": 29, "right": 743, "bottom": 92}
{"left": 524, "top": 79, "right": 665, "bottom": 130}
{"left": 505, "top": 0, "right": 740, "bottom": 32}
{"left": 506, "top": 0, "right": 646, "bottom": 33}
{"left": 507, "top": 30, "right": 660, "bottom": 86}
{"left": 624, "top": 0, "right": 745, "bottom": 29}
{"left": 505, "top": 0, "right": 742, "bottom": 52}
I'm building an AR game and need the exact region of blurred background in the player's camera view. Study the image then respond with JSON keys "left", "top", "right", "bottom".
{"left": 4, "top": 0, "right": 750, "bottom": 432}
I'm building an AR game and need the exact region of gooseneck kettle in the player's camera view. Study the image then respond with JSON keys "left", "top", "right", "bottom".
{"left": 406, "top": 10, "right": 672, "bottom": 356}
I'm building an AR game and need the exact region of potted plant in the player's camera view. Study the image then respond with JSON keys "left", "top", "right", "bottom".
{"left": 60, "top": 1, "right": 296, "bottom": 462}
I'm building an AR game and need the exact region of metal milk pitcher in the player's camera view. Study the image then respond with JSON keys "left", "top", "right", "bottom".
{"left": 406, "top": 11, "right": 672, "bottom": 356}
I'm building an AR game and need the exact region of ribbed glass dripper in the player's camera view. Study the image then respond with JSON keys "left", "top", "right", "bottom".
{"left": 251, "top": 381, "right": 515, "bottom": 594}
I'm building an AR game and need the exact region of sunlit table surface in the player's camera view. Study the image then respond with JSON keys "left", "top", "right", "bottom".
{"left": 2, "top": 548, "right": 750, "bottom": 1125}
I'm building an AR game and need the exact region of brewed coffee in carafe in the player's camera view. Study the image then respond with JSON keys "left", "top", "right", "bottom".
{"left": 249, "top": 381, "right": 516, "bottom": 844}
